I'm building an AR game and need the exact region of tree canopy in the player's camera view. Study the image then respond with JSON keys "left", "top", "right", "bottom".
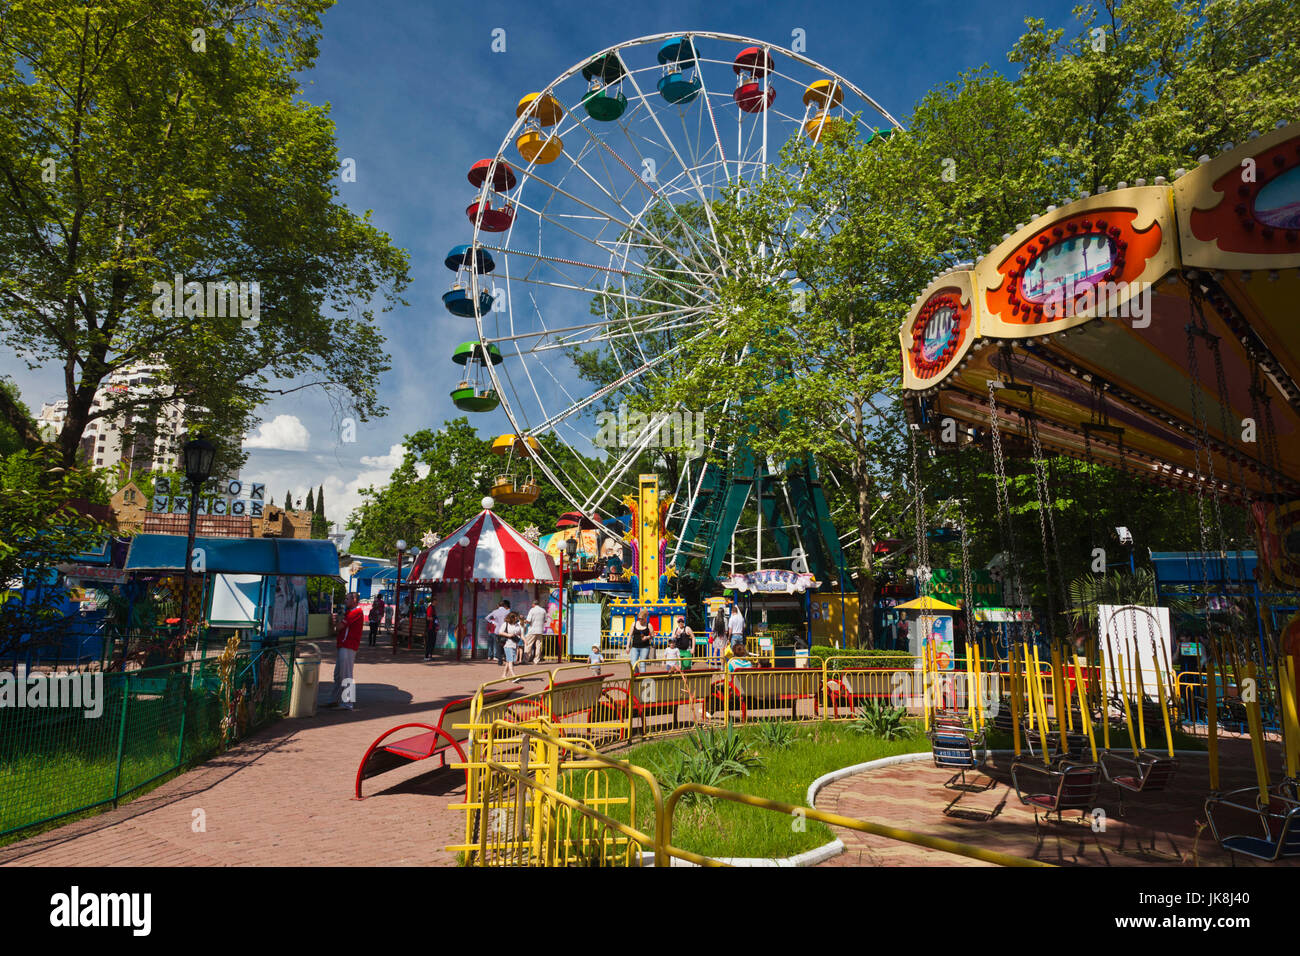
{"left": 0, "top": 0, "right": 410, "bottom": 470}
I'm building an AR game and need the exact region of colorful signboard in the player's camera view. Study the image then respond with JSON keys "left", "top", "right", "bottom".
{"left": 149, "top": 476, "right": 267, "bottom": 517}
{"left": 720, "top": 569, "right": 820, "bottom": 594}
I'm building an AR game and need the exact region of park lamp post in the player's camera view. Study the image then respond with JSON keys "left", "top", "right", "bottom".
{"left": 178, "top": 434, "right": 216, "bottom": 639}
{"left": 456, "top": 535, "right": 471, "bottom": 662}
{"left": 393, "top": 538, "right": 407, "bottom": 654}
{"left": 557, "top": 536, "right": 578, "bottom": 662}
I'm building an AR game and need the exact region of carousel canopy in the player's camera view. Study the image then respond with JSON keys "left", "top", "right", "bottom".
{"left": 408, "top": 508, "right": 559, "bottom": 585}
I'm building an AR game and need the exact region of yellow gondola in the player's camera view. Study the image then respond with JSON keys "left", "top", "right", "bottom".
{"left": 489, "top": 432, "right": 541, "bottom": 504}
{"left": 515, "top": 92, "right": 564, "bottom": 165}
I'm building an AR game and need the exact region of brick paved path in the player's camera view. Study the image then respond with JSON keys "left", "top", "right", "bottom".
{"left": 0, "top": 641, "right": 562, "bottom": 867}
{"left": 815, "top": 744, "right": 1297, "bottom": 867}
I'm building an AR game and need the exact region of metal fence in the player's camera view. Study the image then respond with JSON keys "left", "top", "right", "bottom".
{"left": 0, "top": 645, "right": 295, "bottom": 840}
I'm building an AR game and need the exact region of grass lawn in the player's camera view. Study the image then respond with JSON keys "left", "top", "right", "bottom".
{"left": 566, "top": 720, "right": 929, "bottom": 861}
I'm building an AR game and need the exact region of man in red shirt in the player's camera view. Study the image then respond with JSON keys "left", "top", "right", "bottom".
{"left": 328, "top": 592, "right": 364, "bottom": 710}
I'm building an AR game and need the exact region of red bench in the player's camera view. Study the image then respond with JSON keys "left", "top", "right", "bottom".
{"left": 354, "top": 686, "right": 519, "bottom": 799}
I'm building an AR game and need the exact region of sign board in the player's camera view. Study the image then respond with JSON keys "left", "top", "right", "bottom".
{"left": 928, "top": 568, "right": 1002, "bottom": 608}
{"left": 1099, "top": 604, "right": 1174, "bottom": 695}
{"left": 918, "top": 614, "right": 955, "bottom": 671}
{"left": 720, "top": 570, "right": 819, "bottom": 594}
{"left": 266, "top": 575, "right": 309, "bottom": 637}
{"left": 1178, "top": 642, "right": 1203, "bottom": 657}
{"left": 208, "top": 573, "right": 264, "bottom": 627}
{"left": 149, "top": 475, "right": 267, "bottom": 516}
{"left": 567, "top": 602, "right": 603, "bottom": 658}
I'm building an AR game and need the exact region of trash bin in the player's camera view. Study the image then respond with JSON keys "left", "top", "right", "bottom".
{"left": 289, "top": 643, "right": 321, "bottom": 718}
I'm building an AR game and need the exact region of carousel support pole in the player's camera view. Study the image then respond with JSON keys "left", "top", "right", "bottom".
{"left": 471, "top": 585, "right": 479, "bottom": 662}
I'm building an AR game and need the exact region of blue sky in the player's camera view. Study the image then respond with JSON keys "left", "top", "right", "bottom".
{"left": 4, "top": 0, "right": 1087, "bottom": 531}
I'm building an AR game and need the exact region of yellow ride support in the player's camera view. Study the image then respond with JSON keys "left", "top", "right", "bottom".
{"left": 1011, "top": 647, "right": 1022, "bottom": 757}
{"left": 1133, "top": 651, "right": 1148, "bottom": 752}
{"left": 1099, "top": 651, "right": 1111, "bottom": 754}
{"left": 1074, "top": 653, "right": 1097, "bottom": 763}
{"left": 1154, "top": 658, "right": 1174, "bottom": 758}
{"left": 1243, "top": 662, "right": 1271, "bottom": 805}
{"left": 1051, "top": 644, "right": 1069, "bottom": 755}
{"left": 1206, "top": 661, "right": 1219, "bottom": 791}
{"left": 1116, "top": 656, "right": 1139, "bottom": 758}
{"left": 1282, "top": 654, "right": 1300, "bottom": 780}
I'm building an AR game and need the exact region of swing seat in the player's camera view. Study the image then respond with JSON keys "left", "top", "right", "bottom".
{"left": 1102, "top": 751, "right": 1178, "bottom": 815}
{"left": 1011, "top": 760, "right": 1102, "bottom": 826}
{"left": 1204, "top": 789, "right": 1300, "bottom": 863}
{"left": 929, "top": 725, "right": 989, "bottom": 791}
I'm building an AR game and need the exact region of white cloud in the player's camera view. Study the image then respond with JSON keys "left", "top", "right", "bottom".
{"left": 243, "top": 414, "right": 311, "bottom": 451}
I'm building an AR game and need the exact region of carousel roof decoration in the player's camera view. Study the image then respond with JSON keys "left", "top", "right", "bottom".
{"left": 407, "top": 502, "right": 559, "bottom": 586}
{"left": 900, "top": 121, "right": 1300, "bottom": 502}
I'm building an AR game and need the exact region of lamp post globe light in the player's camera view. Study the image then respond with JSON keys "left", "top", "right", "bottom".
{"left": 178, "top": 434, "right": 216, "bottom": 638}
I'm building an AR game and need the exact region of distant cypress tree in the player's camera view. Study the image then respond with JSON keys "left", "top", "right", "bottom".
{"left": 315, "top": 485, "right": 325, "bottom": 518}
{"left": 283, "top": 490, "right": 292, "bottom": 510}
{"left": 304, "top": 488, "right": 315, "bottom": 513}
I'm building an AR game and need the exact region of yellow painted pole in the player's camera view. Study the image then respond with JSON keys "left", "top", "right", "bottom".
{"left": 973, "top": 643, "right": 985, "bottom": 733}
{"left": 1011, "top": 645, "right": 1022, "bottom": 757}
{"left": 965, "top": 642, "right": 977, "bottom": 729}
{"left": 1116, "top": 656, "right": 1139, "bottom": 758}
{"left": 1282, "top": 655, "right": 1299, "bottom": 780}
{"left": 1022, "top": 644, "right": 1035, "bottom": 732}
{"left": 1074, "top": 653, "right": 1097, "bottom": 763}
{"left": 1031, "top": 646, "right": 1051, "bottom": 766}
{"left": 1154, "top": 658, "right": 1174, "bottom": 758}
{"left": 1206, "top": 662, "right": 1219, "bottom": 791}
{"left": 1051, "top": 644, "right": 1069, "bottom": 755}
{"left": 922, "top": 639, "right": 931, "bottom": 732}
{"left": 1243, "top": 662, "right": 1270, "bottom": 805}
{"left": 1133, "top": 651, "right": 1148, "bottom": 752}
{"left": 1099, "top": 649, "right": 1111, "bottom": 754}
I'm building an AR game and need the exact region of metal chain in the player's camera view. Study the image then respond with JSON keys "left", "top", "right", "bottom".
{"left": 908, "top": 424, "right": 929, "bottom": 595}
{"left": 987, "top": 382, "right": 1032, "bottom": 643}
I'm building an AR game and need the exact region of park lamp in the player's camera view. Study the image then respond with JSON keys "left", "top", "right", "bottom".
{"left": 396, "top": 538, "right": 408, "bottom": 554}
{"left": 182, "top": 434, "right": 216, "bottom": 486}
{"left": 566, "top": 537, "right": 579, "bottom": 560}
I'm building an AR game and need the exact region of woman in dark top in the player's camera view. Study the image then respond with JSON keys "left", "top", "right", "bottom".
{"left": 629, "top": 609, "right": 653, "bottom": 673}
{"left": 423, "top": 603, "right": 438, "bottom": 661}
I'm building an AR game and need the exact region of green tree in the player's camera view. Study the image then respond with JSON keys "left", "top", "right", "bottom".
{"left": 0, "top": 449, "right": 106, "bottom": 659}
{"left": 347, "top": 418, "right": 601, "bottom": 557}
{"left": 304, "top": 487, "right": 314, "bottom": 513}
{"left": 0, "top": 378, "right": 34, "bottom": 458}
{"left": 0, "top": 0, "right": 410, "bottom": 470}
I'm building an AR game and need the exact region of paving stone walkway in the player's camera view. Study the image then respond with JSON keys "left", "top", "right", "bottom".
{"left": 814, "top": 743, "right": 1297, "bottom": 867}
{"left": 0, "top": 641, "right": 561, "bottom": 867}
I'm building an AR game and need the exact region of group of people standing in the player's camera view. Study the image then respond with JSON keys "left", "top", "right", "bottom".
{"left": 486, "top": 597, "right": 550, "bottom": 678}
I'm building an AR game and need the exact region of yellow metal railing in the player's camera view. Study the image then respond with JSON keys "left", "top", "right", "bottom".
{"left": 451, "top": 719, "right": 1054, "bottom": 867}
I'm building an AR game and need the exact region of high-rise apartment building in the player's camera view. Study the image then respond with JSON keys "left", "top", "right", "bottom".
{"left": 35, "top": 361, "right": 191, "bottom": 478}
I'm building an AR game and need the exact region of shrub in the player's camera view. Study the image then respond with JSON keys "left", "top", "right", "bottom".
{"left": 809, "top": 645, "right": 914, "bottom": 676}
{"left": 850, "top": 701, "right": 915, "bottom": 741}
{"left": 753, "top": 720, "right": 798, "bottom": 751}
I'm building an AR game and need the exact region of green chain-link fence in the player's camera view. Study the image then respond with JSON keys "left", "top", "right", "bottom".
{"left": 0, "top": 645, "right": 295, "bottom": 840}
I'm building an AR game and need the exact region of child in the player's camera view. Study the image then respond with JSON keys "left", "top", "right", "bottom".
{"left": 663, "top": 640, "right": 681, "bottom": 673}
{"left": 500, "top": 612, "right": 522, "bottom": 679}
{"left": 588, "top": 644, "right": 603, "bottom": 677}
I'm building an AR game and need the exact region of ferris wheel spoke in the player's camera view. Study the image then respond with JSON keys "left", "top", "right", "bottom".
{"left": 615, "top": 67, "right": 729, "bottom": 274}
{"left": 516, "top": 162, "right": 717, "bottom": 287}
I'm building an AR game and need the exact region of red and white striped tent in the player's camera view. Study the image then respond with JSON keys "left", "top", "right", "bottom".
{"left": 408, "top": 508, "right": 559, "bottom": 585}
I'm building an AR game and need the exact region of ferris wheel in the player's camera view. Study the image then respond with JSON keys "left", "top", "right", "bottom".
{"left": 447, "top": 32, "right": 901, "bottom": 578}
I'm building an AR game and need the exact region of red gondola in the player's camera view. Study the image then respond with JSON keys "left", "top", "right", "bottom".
{"left": 733, "top": 46, "right": 775, "bottom": 113}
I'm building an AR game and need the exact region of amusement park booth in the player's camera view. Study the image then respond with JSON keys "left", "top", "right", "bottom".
{"left": 406, "top": 500, "right": 560, "bottom": 660}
